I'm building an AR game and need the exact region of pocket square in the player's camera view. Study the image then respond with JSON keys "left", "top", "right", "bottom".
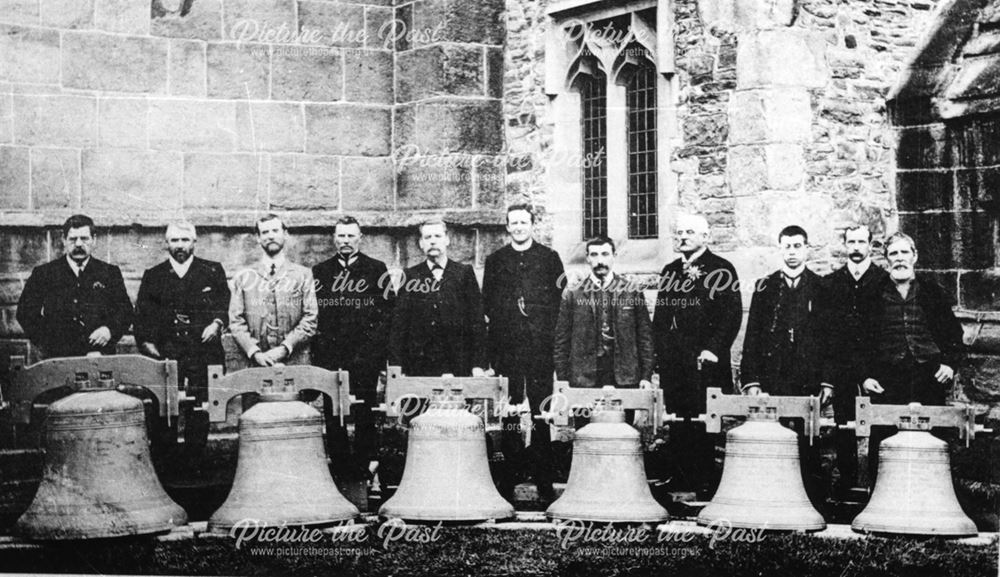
{"left": 202, "top": 287, "right": 212, "bottom": 292}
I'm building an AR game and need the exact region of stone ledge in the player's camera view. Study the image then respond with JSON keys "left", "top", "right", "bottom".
{"left": 0, "top": 209, "right": 508, "bottom": 229}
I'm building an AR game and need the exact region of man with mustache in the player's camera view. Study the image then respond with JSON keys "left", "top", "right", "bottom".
{"left": 135, "top": 221, "right": 230, "bottom": 404}
{"left": 17, "top": 214, "right": 133, "bottom": 358}
{"left": 312, "top": 216, "right": 394, "bottom": 481}
{"left": 651, "top": 213, "right": 741, "bottom": 495}
{"left": 861, "top": 232, "right": 965, "bottom": 484}
{"left": 864, "top": 232, "right": 964, "bottom": 405}
{"left": 553, "top": 237, "right": 654, "bottom": 391}
{"left": 229, "top": 214, "right": 318, "bottom": 367}
{"left": 821, "top": 224, "right": 889, "bottom": 494}
{"left": 389, "top": 219, "right": 487, "bottom": 377}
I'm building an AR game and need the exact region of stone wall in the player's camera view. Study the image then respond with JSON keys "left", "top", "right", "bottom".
{"left": 0, "top": 0, "right": 508, "bottom": 363}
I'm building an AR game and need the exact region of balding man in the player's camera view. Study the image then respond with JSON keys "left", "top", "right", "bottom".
{"left": 652, "top": 213, "right": 742, "bottom": 495}
{"left": 135, "top": 222, "right": 230, "bottom": 403}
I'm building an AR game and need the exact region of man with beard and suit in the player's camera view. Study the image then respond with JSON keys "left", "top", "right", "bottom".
{"left": 389, "top": 219, "right": 487, "bottom": 378}
{"left": 651, "top": 213, "right": 741, "bottom": 495}
{"left": 135, "top": 222, "right": 230, "bottom": 404}
{"left": 312, "top": 216, "right": 394, "bottom": 480}
{"left": 863, "top": 232, "right": 964, "bottom": 406}
{"left": 822, "top": 224, "right": 889, "bottom": 494}
{"left": 482, "top": 204, "right": 565, "bottom": 500}
{"left": 18, "top": 214, "right": 133, "bottom": 359}
{"left": 740, "top": 225, "right": 831, "bottom": 509}
{"left": 229, "top": 214, "right": 318, "bottom": 367}
{"left": 861, "top": 232, "right": 965, "bottom": 483}
{"left": 553, "top": 236, "right": 654, "bottom": 392}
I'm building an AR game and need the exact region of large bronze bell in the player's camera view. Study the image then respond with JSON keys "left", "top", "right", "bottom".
{"left": 851, "top": 401, "right": 977, "bottom": 537}
{"left": 379, "top": 388, "right": 514, "bottom": 521}
{"left": 546, "top": 399, "right": 668, "bottom": 523}
{"left": 697, "top": 406, "right": 825, "bottom": 531}
{"left": 16, "top": 387, "right": 187, "bottom": 539}
{"left": 208, "top": 384, "right": 359, "bottom": 530}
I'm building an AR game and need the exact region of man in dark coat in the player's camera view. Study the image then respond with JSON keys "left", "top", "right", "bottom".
{"left": 863, "top": 232, "right": 965, "bottom": 406}
{"left": 135, "top": 222, "right": 230, "bottom": 403}
{"left": 861, "top": 232, "right": 965, "bottom": 484}
{"left": 312, "top": 216, "right": 394, "bottom": 479}
{"left": 821, "top": 224, "right": 889, "bottom": 493}
{"left": 389, "top": 219, "right": 487, "bottom": 378}
{"left": 483, "top": 204, "right": 565, "bottom": 500}
{"left": 17, "top": 214, "right": 133, "bottom": 359}
{"left": 740, "top": 225, "right": 831, "bottom": 509}
{"left": 740, "top": 225, "right": 830, "bottom": 399}
{"left": 553, "top": 236, "right": 654, "bottom": 390}
{"left": 651, "top": 213, "right": 741, "bottom": 494}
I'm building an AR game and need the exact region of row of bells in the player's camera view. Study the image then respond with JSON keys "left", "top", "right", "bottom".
{"left": 12, "top": 386, "right": 978, "bottom": 540}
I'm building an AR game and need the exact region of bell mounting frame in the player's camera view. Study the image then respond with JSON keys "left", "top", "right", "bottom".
{"left": 1, "top": 354, "right": 180, "bottom": 426}
{"left": 379, "top": 365, "right": 509, "bottom": 422}
{"left": 701, "top": 387, "right": 822, "bottom": 440}
{"left": 204, "top": 364, "right": 353, "bottom": 425}
{"left": 543, "top": 382, "right": 664, "bottom": 433}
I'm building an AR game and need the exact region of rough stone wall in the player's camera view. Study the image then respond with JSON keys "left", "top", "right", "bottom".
{"left": 503, "top": 0, "right": 555, "bottom": 242}
{"left": 0, "top": 0, "right": 507, "bottom": 363}
{"left": 671, "top": 0, "right": 739, "bottom": 253}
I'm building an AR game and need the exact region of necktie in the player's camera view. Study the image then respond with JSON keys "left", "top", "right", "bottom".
{"left": 431, "top": 264, "right": 443, "bottom": 282}
{"left": 269, "top": 263, "right": 276, "bottom": 277}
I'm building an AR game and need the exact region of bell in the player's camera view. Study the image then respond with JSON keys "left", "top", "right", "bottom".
{"left": 16, "top": 388, "right": 187, "bottom": 539}
{"left": 546, "top": 400, "right": 668, "bottom": 523}
{"left": 379, "top": 388, "right": 514, "bottom": 521}
{"left": 852, "top": 430, "right": 976, "bottom": 536}
{"left": 697, "top": 408, "right": 825, "bottom": 531}
{"left": 208, "top": 387, "right": 359, "bottom": 531}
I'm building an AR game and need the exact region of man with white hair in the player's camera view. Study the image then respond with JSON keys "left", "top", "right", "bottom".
{"left": 652, "top": 213, "right": 742, "bottom": 495}
{"left": 135, "top": 221, "right": 231, "bottom": 403}
{"left": 863, "top": 232, "right": 964, "bottom": 406}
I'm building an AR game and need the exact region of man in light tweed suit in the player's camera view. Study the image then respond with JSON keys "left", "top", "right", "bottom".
{"left": 229, "top": 213, "right": 318, "bottom": 367}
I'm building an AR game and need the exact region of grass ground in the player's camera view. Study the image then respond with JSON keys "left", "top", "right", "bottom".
{"left": 0, "top": 526, "right": 996, "bottom": 577}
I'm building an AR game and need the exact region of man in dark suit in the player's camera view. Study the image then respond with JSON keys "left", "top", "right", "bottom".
{"left": 553, "top": 236, "right": 654, "bottom": 390}
{"left": 863, "top": 232, "right": 964, "bottom": 406}
{"left": 651, "top": 213, "right": 741, "bottom": 494}
{"left": 17, "top": 214, "right": 133, "bottom": 358}
{"left": 822, "top": 224, "right": 889, "bottom": 493}
{"left": 389, "top": 219, "right": 487, "bottom": 378}
{"left": 740, "top": 225, "right": 830, "bottom": 399}
{"left": 312, "top": 216, "right": 394, "bottom": 479}
{"left": 861, "top": 232, "right": 965, "bottom": 484}
{"left": 483, "top": 204, "right": 565, "bottom": 500}
{"left": 135, "top": 221, "right": 230, "bottom": 403}
{"left": 740, "top": 225, "right": 830, "bottom": 509}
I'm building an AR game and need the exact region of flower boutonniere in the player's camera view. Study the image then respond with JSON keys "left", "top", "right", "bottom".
{"left": 92, "top": 281, "right": 105, "bottom": 290}
{"left": 684, "top": 264, "right": 703, "bottom": 281}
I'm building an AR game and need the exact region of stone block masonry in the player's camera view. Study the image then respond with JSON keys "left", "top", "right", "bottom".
{"left": 0, "top": 0, "right": 509, "bottom": 358}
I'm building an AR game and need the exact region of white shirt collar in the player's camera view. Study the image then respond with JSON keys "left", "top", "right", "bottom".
{"left": 338, "top": 253, "right": 359, "bottom": 267}
{"left": 681, "top": 247, "right": 707, "bottom": 265}
{"left": 511, "top": 238, "right": 534, "bottom": 252}
{"left": 847, "top": 258, "right": 871, "bottom": 279}
{"left": 589, "top": 272, "right": 616, "bottom": 289}
{"left": 66, "top": 255, "right": 90, "bottom": 276}
{"left": 427, "top": 257, "right": 448, "bottom": 271}
{"left": 169, "top": 256, "right": 193, "bottom": 278}
{"left": 262, "top": 253, "right": 287, "bottom": 273}
{"left": 782, "top": 263, "right": 806, "bottom": 279}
